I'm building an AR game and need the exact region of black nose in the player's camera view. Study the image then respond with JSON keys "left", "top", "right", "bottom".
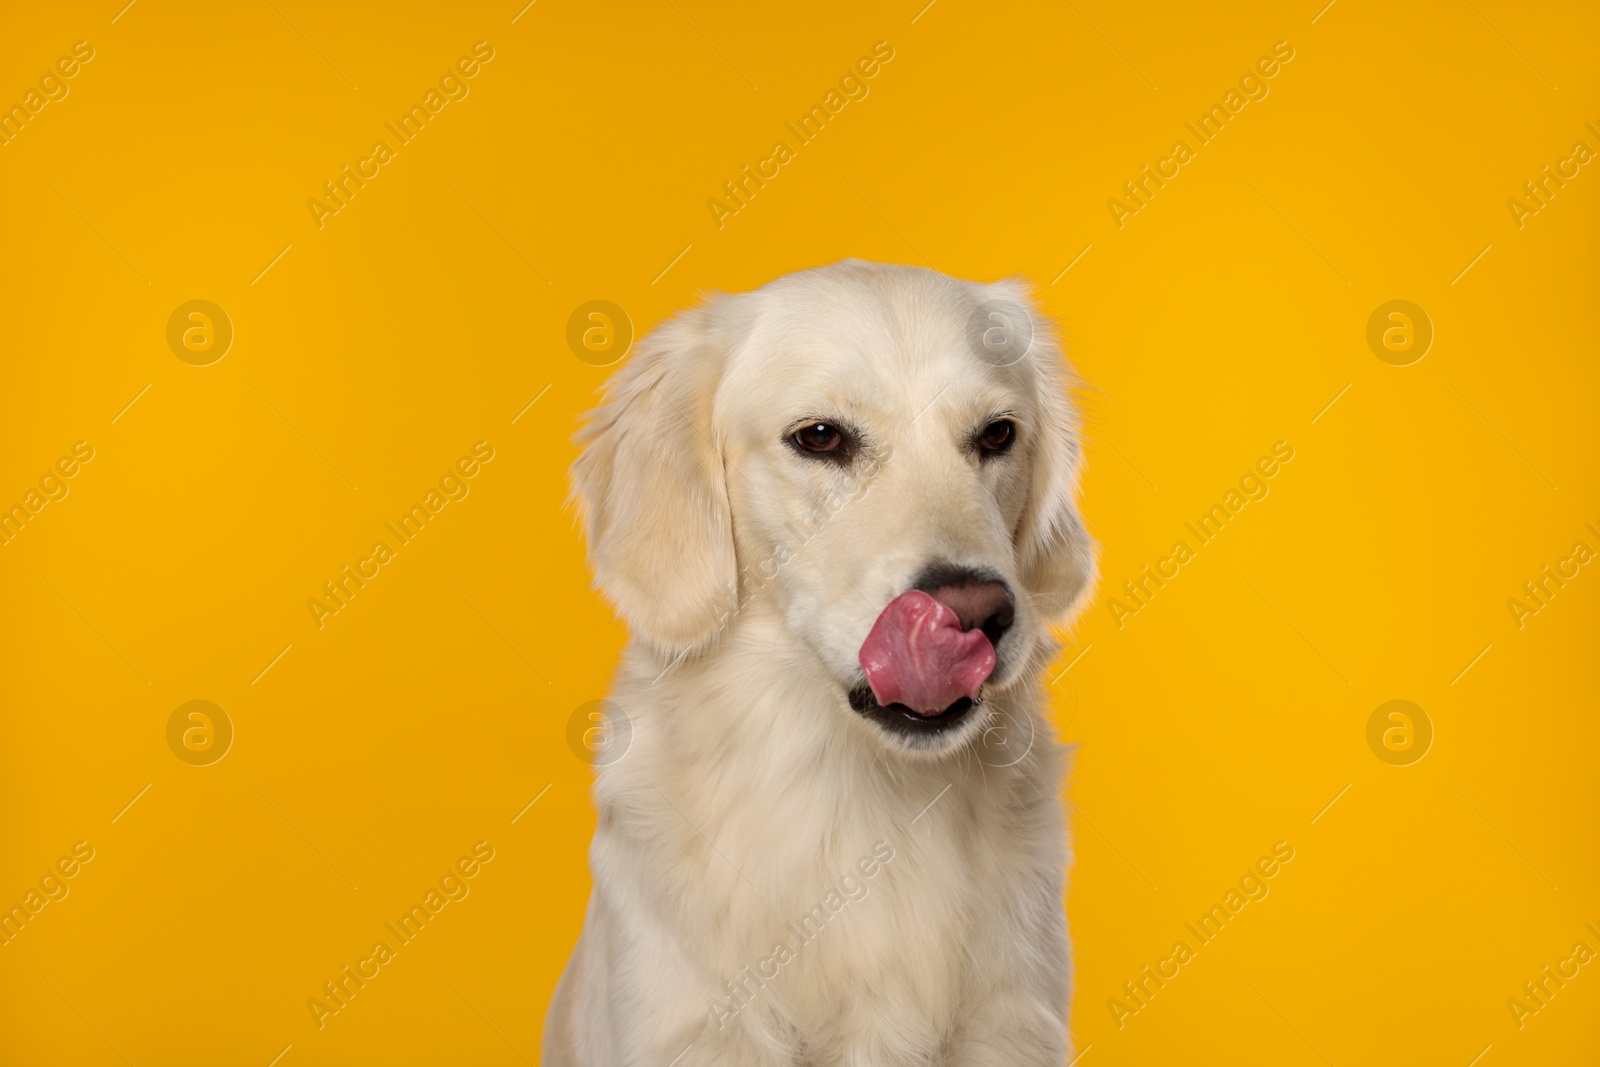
{"left": 914, "top": 564, "right": 1015, "bottom": 647}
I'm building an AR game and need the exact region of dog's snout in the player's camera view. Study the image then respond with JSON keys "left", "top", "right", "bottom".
{"left": 914, "top": 565, "right": 1015, "bottom": 646}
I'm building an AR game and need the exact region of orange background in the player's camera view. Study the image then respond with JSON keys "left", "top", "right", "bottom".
{"left": 1, "top": 1, "right": 1597, "bottom": 1064}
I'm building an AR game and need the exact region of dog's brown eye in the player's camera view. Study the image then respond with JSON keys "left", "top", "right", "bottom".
{"left": 793, "top": 423, "right": 844, "bottom": 454}
{"left": 978, "top": 420, "right": 1014, "bottom": 455}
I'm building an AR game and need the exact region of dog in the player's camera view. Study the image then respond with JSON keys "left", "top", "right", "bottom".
{"left": 545, "top": 259, "right": 1097, "bottom": 1065}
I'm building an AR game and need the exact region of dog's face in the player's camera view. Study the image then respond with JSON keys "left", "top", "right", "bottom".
{"left": 573, "top": 261, "right": 1096, "bottom": 756}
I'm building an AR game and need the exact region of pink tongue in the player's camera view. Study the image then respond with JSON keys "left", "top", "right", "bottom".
{"left": 859, "top": 590, "right": 996, "bottom": 716}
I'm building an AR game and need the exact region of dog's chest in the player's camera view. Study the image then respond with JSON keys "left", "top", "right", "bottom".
{"left": 719, "top": 775, "right": 1021, "bottom": 1036}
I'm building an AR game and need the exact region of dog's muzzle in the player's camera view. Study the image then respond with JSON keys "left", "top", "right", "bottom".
{"left": 851, "top": 567, "right": 1015, "bottom": 738}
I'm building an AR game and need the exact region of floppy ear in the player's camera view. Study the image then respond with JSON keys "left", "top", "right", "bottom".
{"left": 570, "top": 300, "right": 738, "bottom": 655}
{"left": 1001, "top": 284, "right": 1099, "bottom": 624}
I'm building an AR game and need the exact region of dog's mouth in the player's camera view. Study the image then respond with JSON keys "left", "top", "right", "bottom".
{"left": 857, "top": 590, "right": 995, "bottom": 710}
{"left": 848, "top": 686, "right": 978, "bottom": 736}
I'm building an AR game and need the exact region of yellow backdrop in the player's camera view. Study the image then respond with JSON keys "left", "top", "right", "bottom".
{"left": 2, "top": 1, "right": 1596, "bottom": 1064}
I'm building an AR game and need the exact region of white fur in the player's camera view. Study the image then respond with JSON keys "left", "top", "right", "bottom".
{"left": 547, "top": 260, "right": 1097, "bottom": 1065}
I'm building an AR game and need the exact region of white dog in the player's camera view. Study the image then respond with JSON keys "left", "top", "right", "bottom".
{"left": 546, "top": 260, "right": 1097, "bottom": 1066}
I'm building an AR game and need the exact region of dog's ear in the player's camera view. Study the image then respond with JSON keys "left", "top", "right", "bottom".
{"left": 996, "top": 282, "right": 1099, "bottom": 624}
{"left": 570, "top": 299, "right": 737, "bottom": 655}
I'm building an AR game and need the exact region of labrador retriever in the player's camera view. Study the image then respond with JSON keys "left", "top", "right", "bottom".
{"left": 546, "top": 259, "right": 1097, "bottom": 1065}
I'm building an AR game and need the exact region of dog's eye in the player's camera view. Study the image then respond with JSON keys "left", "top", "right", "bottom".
{"left": 792, "top": 423, "right": 847, "bottom": 456}
{"left": 978, "top": 420, "right": 1015, "bottom": 455}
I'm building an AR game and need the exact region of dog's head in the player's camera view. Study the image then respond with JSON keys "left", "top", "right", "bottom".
{"left": 572, "top": 260, "right": 1096, "bottom": 755}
